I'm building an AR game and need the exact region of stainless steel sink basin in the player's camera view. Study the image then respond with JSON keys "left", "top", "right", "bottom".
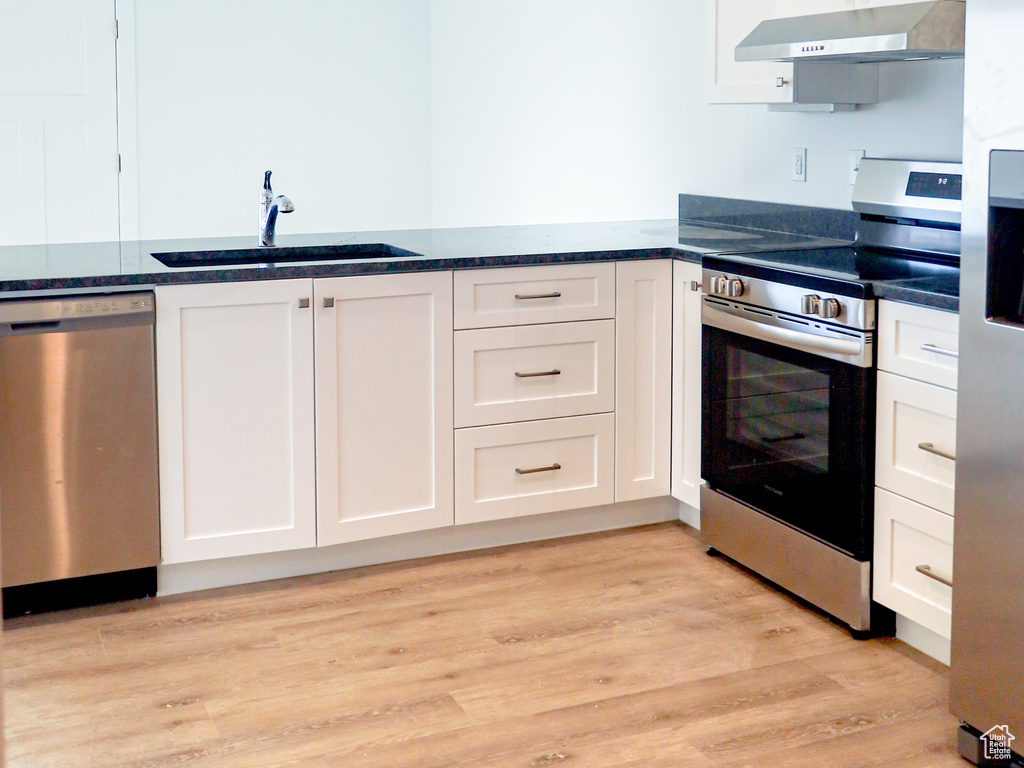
{"left": 150, "top": 242, "right": 423, "bottom": 268}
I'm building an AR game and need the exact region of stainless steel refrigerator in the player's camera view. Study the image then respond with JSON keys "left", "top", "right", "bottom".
{"left": 952, "top": 0, "right": 1024, "bottom": 763}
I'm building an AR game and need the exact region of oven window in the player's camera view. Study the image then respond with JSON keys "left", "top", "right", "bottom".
{"left": 703, "top": 326, "right": 874, "bottom": 558}
{"left": 725, "top": 347, "right": 830, "bottom": 477}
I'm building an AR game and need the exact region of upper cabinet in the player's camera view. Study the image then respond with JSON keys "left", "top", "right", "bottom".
{"left": 706, "top": 0, "right": 915, "bottom": 106}
{"left": 706, "top": 0, "right": 848, "bottom": 104}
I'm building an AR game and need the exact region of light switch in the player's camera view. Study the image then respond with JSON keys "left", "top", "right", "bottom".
{"left": 793, "top": 147, "right": 807, "bottom": 183}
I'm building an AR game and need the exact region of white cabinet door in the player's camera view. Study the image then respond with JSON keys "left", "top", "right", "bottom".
{"left": 156, "top": 279, "right": 317, "bottom": 564}
{"left": 0, "top": 0, "right": 120, "bottom": 245}
{"left": 706, "top": 0, "right": 849, "bottom": 104}
{"left": 615, "top": 260, "right": 673, "bottom": 501}
{"left": 671, "top": 261, "right": 704, "bottom": 510}
{"left": 314, "top": 271, "right": 454, "bottom": 546}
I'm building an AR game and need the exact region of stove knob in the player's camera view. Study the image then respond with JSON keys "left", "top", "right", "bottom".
{"left": 709, "top": 276, "right": 728, "bottom": 296}
{"left": 817, "top": 298, "right": 842, "bottom": 319}
{"left": 800, "top": 295, "right": 820, "bottom": 315}
{"left": 726, "top": 278, "right": 745, "bottom": 298}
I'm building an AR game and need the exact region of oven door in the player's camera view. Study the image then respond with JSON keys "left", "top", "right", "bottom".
{"left": 701, "top": 321, "right": 874, "bottom": 560}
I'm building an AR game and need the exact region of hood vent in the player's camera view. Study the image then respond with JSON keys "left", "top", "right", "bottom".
{"left": 736, "top": 1, "right": 965, "bottom": 64}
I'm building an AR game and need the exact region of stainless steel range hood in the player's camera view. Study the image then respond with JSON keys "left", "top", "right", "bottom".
{"left": 736, "top": 1, "right": 965, "bottom": 64}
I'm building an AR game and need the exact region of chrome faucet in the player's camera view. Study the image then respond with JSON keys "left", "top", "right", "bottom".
{"left": 258, "top": 170, "right": 294, "bottom": 246}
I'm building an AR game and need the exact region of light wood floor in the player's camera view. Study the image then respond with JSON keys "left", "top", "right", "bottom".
{"left": 2, "top": 522, "right": 965, "bottom": 768}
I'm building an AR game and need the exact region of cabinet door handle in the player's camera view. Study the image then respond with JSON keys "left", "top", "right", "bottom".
{"left": 298, "top": 297, "right": 310, "bottom": 309}
{"left": 515, "top": 369, "right": 561, "bottom": 378}
{"left": 323, "top": 297, "right": 335, "bottom": 308}
{"left": 915, "top": 564, "right": 953, "bottom": 588}
{"left": 690, "top": 280, "right": 702, "bottom": 292}
{"left": 918, "top": 442, "right": 956, "bottom": 461}
{"left": 515, "top": 463, "right": 561, "bottom": 475}
{"left": 920, "top": 343, "right": 958, "bottom": 359}
{"left": 514, "top": 292, "right": 561, "bottom": 300}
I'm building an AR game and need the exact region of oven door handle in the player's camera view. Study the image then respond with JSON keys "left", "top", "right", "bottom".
{"left": 703, "top": 305, "right": 864, "bottom": 358}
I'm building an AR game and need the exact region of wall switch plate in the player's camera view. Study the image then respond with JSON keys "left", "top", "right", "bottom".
{"left": 849, "top": 150, "right": 866, "bottom": 185}
{"left": 793, "top": 147, "right": 807, "bottom": 182}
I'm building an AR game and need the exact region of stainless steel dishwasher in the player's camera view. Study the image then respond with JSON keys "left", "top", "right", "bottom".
{"left": 0, "top": 292, "right": 159, "bottom": 614}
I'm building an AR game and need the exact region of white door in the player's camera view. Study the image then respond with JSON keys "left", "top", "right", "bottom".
{"left": 156, "top": 279, "right": 317, "bottom": 564}
{"left": 314, "top": 271, "right": 454, "bottom": 546}
{"left": 0, "top": 0, "right": 120, "bottom": 245}
{"left": 671, "top": 261, "right": 704, "bottom": 510}
{"left": 615, "top": 259, "right": 672, "bottom": 501}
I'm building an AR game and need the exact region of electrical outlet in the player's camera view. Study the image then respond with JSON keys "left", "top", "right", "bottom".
{"left": 793, "top": 147, "right": 807, "bottom": 182}
{"left": 849, "top": 150, "right": 866, "bottom": 185}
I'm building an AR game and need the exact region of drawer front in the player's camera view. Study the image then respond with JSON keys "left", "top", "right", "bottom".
{"left": 454, "top": 262, "right": 615, "bottom": 329}
{"left": 873, "top": 487, "right": 954, "bottom": 639}
{"left": 876, "top": 371, "right": 957, "bottom": 515}
{"left": 878, "top": 300, "right": 959, "bottom": 389}
{"left": 454, "top": 320, "right": 615, "bottom": 428}
{"left": 455, "top": 414, "right": 615, "bottom": 525}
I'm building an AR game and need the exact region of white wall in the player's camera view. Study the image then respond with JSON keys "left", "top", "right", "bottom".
{"left": 430, "top": 0, "right": 964, "bottom": 225}
{"left": 122, "top": 0, "right": 965, "bottom": 239}
{"left": 430, "top": 0, "right": 692, "bottom": 227}
{"left": 129, "top": 0, "right": 432, "bottom": 240}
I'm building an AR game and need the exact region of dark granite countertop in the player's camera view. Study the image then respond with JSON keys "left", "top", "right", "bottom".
{"left": 0, "top": 197, "right": 959, "bottom": 311}
{"left": 0, "top": 221, "right": 693, "bottom": 297}
{"left": 871, "top": 273, "right": 960, "bottom": 313}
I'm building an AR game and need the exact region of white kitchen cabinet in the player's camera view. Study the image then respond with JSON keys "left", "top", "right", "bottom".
{"left": 873, "top": 300, "right": 959, "bottom": 641}
{"left": 156, "top": 279, "right": 317, "bottom": 564}
{"left": 878, "top": 300, "right": 959, "bottom": 390}
{"left": 453, "top": 262, "right": 615, "bottom": 330}
{"left": 875, "top": 370, "right": 957, "bottom": 516}
{"left": 314, "top": 272, "right": 454, "bottom": 546}
{"left": 454, "top": 319, "right": 615, "bottom": 428}
{"left": 671, "top": 260, "right": 704, "bottom": 510}
{"left": 455, "top": 414, "right": 615, "bottom": 525}
{"left": 615, "top": 260, "right": 673, "bottom": 502}
{"left": 706, "top": 0, "right": 849, "bottom": 104}
{"left": 873, "top": 487, "right": 954, "bottom": 638}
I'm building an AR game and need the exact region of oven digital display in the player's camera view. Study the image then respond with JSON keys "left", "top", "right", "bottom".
{"left": 906, "top": 171, "right": 962, "bottom": 200}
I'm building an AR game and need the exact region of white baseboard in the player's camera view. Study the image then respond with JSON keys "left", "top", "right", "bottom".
{"left": 158, "top": 496, "right": 679, "bottom": 597}
{"left": 896, "top": 614, "right": 951, "bottom": 666}
{"left": 677, "top": 498, "right": 700, "bottom": 530}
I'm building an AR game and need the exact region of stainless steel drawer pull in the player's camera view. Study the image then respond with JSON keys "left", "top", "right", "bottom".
{"left": 515, "top": 292, "right": 561, "bottom": 300}
{"left": 515, "top": 369, "right": 561, "bottom": 379}
{"left": 920, "top": 343, "right": 958, "bottom": 359}
{"left": 918, "top": 442, "right": 956, "bottom": 461}
{"left": 298, "top": 297, "right": 310, "bottom": 309}
{"left": 916, "top": 564, "right": 953, "bottom": 588}
{"left": 515, "top": 463, "right": 561, "bottom": 475}
{"left": 323, "top": 297, "right": 335, "bottom": 308}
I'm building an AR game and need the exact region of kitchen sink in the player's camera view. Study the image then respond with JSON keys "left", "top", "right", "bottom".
{"left": 150, "top": 242, "right": 424, "bottom": 268}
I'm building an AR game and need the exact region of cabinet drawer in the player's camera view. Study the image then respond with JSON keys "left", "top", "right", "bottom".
{"left": 878, "top": 300, "right": 959, "bottom": 389}
{"left": 454, "top": 263, "right": 615, "bottom": 329}
{"left": 873, "top": 487, "right": 954, "bottom": 639}
{"left": 876, "top": 371, "right": 957, "bottom": 515}
{"left": 454, "top": 320, "right": 614, "bottom": 428}
{"left": 455, "top": 414, "right": 615, "bottom": 525}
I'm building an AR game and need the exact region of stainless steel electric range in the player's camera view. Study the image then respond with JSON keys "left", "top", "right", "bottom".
{"left": 698, "top": 158, "right": 961, "bottom": 637}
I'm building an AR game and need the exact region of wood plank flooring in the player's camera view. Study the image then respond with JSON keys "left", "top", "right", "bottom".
{"left": 1, "top": 522, "right": 965, "bottom": 768}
